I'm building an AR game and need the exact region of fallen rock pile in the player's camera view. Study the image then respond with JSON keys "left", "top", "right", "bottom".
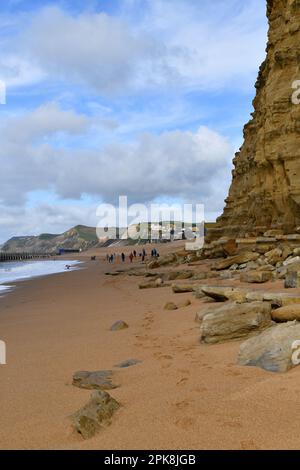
{"left": 147, "top": 249, "right": 203, "bottom": 269}
{"left": 195, "top": 284, "right": 300, "bottom": 373}
{"left": 197, "top": 235, "right": 300, "bottom": 287}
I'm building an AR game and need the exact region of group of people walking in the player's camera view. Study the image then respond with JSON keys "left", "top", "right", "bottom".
{"left": 106, "top": 247, "right": 159, "bottom": 264}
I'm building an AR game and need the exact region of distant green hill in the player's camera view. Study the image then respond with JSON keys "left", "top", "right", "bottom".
{"left": 1, "top": 221, "right": 215, "bottom": 254}
{"left": 1, "top": 225, "right": 99, "bottom": 254}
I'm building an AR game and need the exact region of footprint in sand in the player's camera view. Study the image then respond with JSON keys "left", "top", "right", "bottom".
{"left": 174, "top": 417, "right": 195, "bottom": 430}
{"left": 172, "top": 399, "right": 191, "bottom": 410}
{"left": 154, "top": 353, "right": 173, "bottom": 361}
{"left": 183, "top": 351, "right": 194, "bottom": 358}
{"left": 240, "top": 439, "right": 260, "bottom": 450}
{"left": 161, "top": 354, "right": 173, "bottom": 360}
{"left": 161, "top": 364, "right": 172, "bottom": 369}
{"left": 176, "top": 377, "right": 189, "bottom": 386}
{"left": 145, "top": 314, "right": 154, "bottom": 320}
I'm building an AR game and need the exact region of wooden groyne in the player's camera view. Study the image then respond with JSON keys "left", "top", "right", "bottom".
{"left": 0, "top": 252, "right": 53, "bottom": 262}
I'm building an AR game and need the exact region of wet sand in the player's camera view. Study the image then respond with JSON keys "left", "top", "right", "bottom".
{"left": 0, "top": 243, "right": 300, "bottom": 450}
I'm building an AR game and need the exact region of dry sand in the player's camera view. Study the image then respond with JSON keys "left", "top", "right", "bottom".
{"left": 0, "top": 242, "right": 300, "bottom": 450}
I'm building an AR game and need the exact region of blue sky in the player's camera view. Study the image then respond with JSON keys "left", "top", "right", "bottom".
{"left": 0, "top": 0, "right": 268, "bottom": 241}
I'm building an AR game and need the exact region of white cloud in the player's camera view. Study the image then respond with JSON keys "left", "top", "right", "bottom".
{"left": 1, "top": 1, "right": 267, "bottom": 95}
{"left": 0, "top": 103, "right": 89, "bottom": 205}
{"left": 3, "top": 102, "right": 89, "bottom": 142}
{"left": 0, "top": 54, "right": 44, "bottom": 88}
{"left": 0, "top": 102, "right": 233, "bottom": 214}
{"left": 55, "top": 126, "right": 232, "bottom": 204}
{"left": 21, "top": 6, "right": 176, "bottom": 95}
{"left": 136, "top": 0, "right": 268, "bottom": 92}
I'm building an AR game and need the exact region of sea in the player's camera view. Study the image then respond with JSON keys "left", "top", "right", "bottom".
{"left": 0, "top": 259, "right": 81, "bottom": 296}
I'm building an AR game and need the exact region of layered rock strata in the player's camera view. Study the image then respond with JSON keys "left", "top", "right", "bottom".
{"left": 209, "top": 0, "right": 300, "bottom": 241}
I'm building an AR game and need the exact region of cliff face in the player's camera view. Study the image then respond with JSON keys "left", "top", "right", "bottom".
{"left": 210, "top": 0, "right": 300, "bottom": 240}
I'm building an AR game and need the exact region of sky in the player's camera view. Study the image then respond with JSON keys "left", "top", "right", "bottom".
{"left": 0, "top": 0, "right": 268, "bottom": 242}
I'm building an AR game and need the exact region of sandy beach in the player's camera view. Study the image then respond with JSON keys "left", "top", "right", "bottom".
{"left": 0, "top": 242, "right": 300, "bottom": 450}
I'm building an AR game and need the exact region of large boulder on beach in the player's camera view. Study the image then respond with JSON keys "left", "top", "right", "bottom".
{"left": 285, "top": 271, "right": 299, "bottom": 289}
{"left": 283, "top": 256, "right": 300, "bottom": 267}
{"left": 286, "top": 262, "right": 300, "bottom": 274}
{"left": 193, "top": 286, "right": 208, "bottom": 299}
{"left": 265, "top": 248, "right": 283, "bottom": 266}
{"left": 238, "top": 321, "right": 300, "bottom": 373}
{"left": 72, "top": 370, "right": 119, "bottom": 390}
{"left": 244, "top": 291, "right": 300, "bottom": 307}
{"left": 164, "top": 302, "right": 178, "bottom": 311}
{"left": 257, "top": 264, "right": 275, "bottom": 272}
{"left": 201, "top": 286, "right": 248, "bottom": 303}
{"left": 167, "top": 271, "right": 194, "bottom": 281}
{"left": 262, "top": 292, "right": 300, "bottom": 307}
{"left": 240, "top": 271, "right": 273, "bottom": 284}
{"left": 195, "top": 305, "right": 218, "bottom": 323}
{"left": 245, "top": 291, "right": 265, "bottom": 302}
{"left": 172, "top": 284, "right": 195, "bottom": 293}
{"left": 147, "top": 260, "right": 160, "bottom": 269}
{"left": 200, "top": 301, "right": 272, "bottom": 344}
{"left": 201, "top": 287, "right": 300, "bottom": 308}
{"left": 271, "top": 305, "right": 300, "bottom": 322}
{"left": 213, "top": 252, "right": 260, "bottom": 271}
{"left": 71, "top": 390, "right": 120, "bottom": 439}
{"left": 138, "top": 278, "right": 167, "bottom": 289}
{"left": 148, "top": 253, "right": 177, "bottom": 269}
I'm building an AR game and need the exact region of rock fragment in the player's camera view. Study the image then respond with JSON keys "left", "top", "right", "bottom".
{"left": 110, "top": 320, "right": 129, "bottom": 331}
{"left": 71, "top": 390, "right": 120, "bottom": 439}
{"left": 72, "top": 370, "right": 119, "bottom": 391}
{"left": 114, "top": 359, "right": 141, "bottom": 368}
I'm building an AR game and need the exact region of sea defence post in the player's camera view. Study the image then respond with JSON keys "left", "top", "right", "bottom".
{"left": 0, "top": 252, "right": 53, "bottom": 262}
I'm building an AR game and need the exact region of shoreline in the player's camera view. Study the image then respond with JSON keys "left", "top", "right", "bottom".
{"left": 0, "top": 259, "right": 84, "bottom": 298}
{"left": 1, "top": 245, "right": 300, "bottom": 449}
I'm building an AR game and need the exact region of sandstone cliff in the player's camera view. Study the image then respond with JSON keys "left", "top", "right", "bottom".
{"left": 209, "top": 0, "right": 300, "bottom": 241}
